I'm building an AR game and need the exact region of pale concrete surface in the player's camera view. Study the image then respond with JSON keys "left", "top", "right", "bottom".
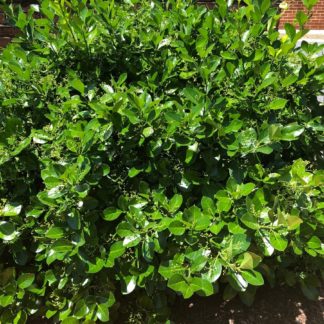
{"left": 279, "top": 29, "right": 324, "bottom": 44}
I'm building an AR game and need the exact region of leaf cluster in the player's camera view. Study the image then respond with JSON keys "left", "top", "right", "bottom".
{"left": 0, "top": 0, "right": 323, "bottom": 322}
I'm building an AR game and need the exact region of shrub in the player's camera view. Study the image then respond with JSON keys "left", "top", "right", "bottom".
{"left": 0, "top": 0, "right": 323, "bottom": 322}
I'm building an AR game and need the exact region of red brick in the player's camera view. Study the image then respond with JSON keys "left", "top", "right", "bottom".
{"left": 0, "top": 26, "right": 19, "bottom": 37}
{"left": 0, "top": 37, "right": 11, "bottom": 48}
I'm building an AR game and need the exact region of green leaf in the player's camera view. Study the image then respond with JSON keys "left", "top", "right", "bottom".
{"left": 259, "top": 231, "right": 275, "bottom": 256}
{"left": 169, "top": 194, "right": 183, "bottom": 213}
{"left": 238, "top": 128, "right": 257, "bottom": 148}
{"left": 239, "top": 252, "right": 262, "bottom": 270}
{"left": 185, "top": 142, "right": 199, "bottom": 164}
{"left": 194, "top": 213, "right": 211, "bottom": 231}
{"left": 223, "top": 119, "right": 243, "bottom": 134}
{"left": 45, "top": 227, "right": 64, "bottom": 239}
{"left": 196, "top": 36, "right": 208, "bottom": 58}
{"left": 13, "top": 310, "right": 27, "bottom": 324}
{"left": 70, "top": 79, "right": 85, "bottom": 95}
{"left": 268, "top": 98, "right": 288, "bottom": 110}
{"left": 217, "top": 197, "right": 232, "bottom": 213}
{"left": 183, "top": 205, "right": 200, "bottom": 223}
{"left": 128, "top": 167, "right": 142, "bottom": 178}
{"left": 121, "top": 276, "right": 137, "bottom": 295}
{"left": 302, "top": 0, "right": 319, "bottom": 10}
{"left": 0, "top": 295, "right": 14, "bottom": 307}
{"left": 241, "top": 270, "right": 264, "bottom": 286}
{"left": 169, "top": 221, "right": 186, "bottom": 236}
{"left": 123, "top": 234, "right": 141, "bottom": 247}
{"left": 284, "top": 23, "right": 296, "bottom": 40}
{"left": 17, "top": 273, "right": 35, "bottom": 289}
{"left": 209, "top": 221, "right": 225, "bottom": 234}
{"left": 221, "top": 51, "right": 237, "bottom": 60}
{"left": 281, "top": 123, "right": 304, "bottom": 141}
{"left": 269, "top": 232, "right": 288, "bottom": 251}
{"left": 203, "top": 259, "right": 222, "bottom": 283}
{"left": 103, "top": 207, "right": 123, "bottom": 221}
{"left": 106, "top": 241, "right": 125, "bottom": 267}
{"left": 116, "top": 222, "right": 134, "bottom": 237}
{"left": 0, "top": 222, "right": 17, "bottom": 241}
{"left": 287, "top": 215, "right": 303, "bottom": 230}
{"left": 61, "top": 318, "right": 79, "bottom": 324}
{"left": 240, "top": 213, "right": 259, "bottom": 230}
{"left": 1, "top": 202, "right": 22, "bottom": 217}
{"left": 229, "top": 234, "right": 251, "bottom": 257}
{"left": 143, "top": 126, "right": 154, "bottom": 138}
{"left": 190, "top": 277, "right": 214, "bottom": 296}
{"left": 257, "top": 76, "right": 276, "bottom": 92}
{"left": 87, "top": 258, "right": 105, "bottom": 274}
{"left": 186, "top": 249, "right": 208, "bottom": 272}
{"left": 296, "top": 10, "right": 309, "bottom": 25}
{"left": 307, "top": 236, "right": 321, "bottom": 249}
{"left": 282, "top": 74, "right": 298, "bottom": 87}
{"left": 74, "top": 300, "right": 89, "bottom": 318}
{"left": 239, "top": 183, "right": 255, "bottom": 196}
{"left": 51, "top": 239, "right": 73, "bottom": 253}
{"left": 228, "top": 271, "right": 248, "bottom": 291}
{"left": 96, "top": 302, "right": 110, "bottom": 322}
{"left": 142, "top": 237, "right": 155, "bottom": 262}
{"left": 167, "top": 274, "right": 193, "bottom": 299}
{"left": 109, "top": 241, "right": 125, "bottom": 259}
{"left": 256, "top": 146, "right": 273, "bottom": 154}
{"left": 182, "top": 87, "right": 202, "bottom": 104}
{"left": 201, "top": 196, "right": 216, "bottom": 215}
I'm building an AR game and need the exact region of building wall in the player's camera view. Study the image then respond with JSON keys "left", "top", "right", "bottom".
{"left": 0, "top": 1, "right": 323, "bottom": 48}
{"left": 279, "top": 0, "right": 324, "bottom": 29}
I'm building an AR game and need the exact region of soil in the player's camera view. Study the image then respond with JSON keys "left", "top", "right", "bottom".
{"left": 172, "top": 285, "right": 324, "bottom": 324}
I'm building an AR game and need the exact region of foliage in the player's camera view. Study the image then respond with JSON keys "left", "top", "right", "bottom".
{"left": 0, "top": 0, "right": 323, "bottom": 322}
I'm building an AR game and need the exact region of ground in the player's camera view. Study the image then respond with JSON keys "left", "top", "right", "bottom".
{"left": 172, "top": 285, "right": 324, "bottom": 324}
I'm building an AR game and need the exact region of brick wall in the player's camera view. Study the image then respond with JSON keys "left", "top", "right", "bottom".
{"left": 0, "top": 1, "right": 323, "bottom": 48}
{"left": 279, "top": 0, "right": 324, "bottom": 29}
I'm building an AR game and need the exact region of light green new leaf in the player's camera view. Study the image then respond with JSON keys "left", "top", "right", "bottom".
{"left": 70, "top": 79, "right": 85, "bottom": 95}
{"left": 287, "top": 215, "right": 303, "bottom": 230}
{"left": 1, "top": 202, "right": 22, "bottom": 217}
{"left": 17, "top": 273, "right": 35, "bottom": 289}
{"left": 128, "top": 167, "right": 142, "bottom": 178}
{"left": 217, "top": 197, "right": 232, "bottom": 213}
{"left": 169, "top": 221, "right": 186, "bottom": 236}
{"left": 239, "top": 183, "right": 255, "bottom": 196}
{"left": 268, "top": 98, "right": 287, "bottom": 110}
{"left": 269, "top": 232, "right": 288, "bottom": 251}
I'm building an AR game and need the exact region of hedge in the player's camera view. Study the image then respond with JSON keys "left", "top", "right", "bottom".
{"left": 0, "top": 0, "right": 323, "bottom": 323}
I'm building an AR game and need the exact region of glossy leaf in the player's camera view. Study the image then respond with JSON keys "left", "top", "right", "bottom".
{"left": 17, "top": 273, "right": 35, "bottom": 289}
